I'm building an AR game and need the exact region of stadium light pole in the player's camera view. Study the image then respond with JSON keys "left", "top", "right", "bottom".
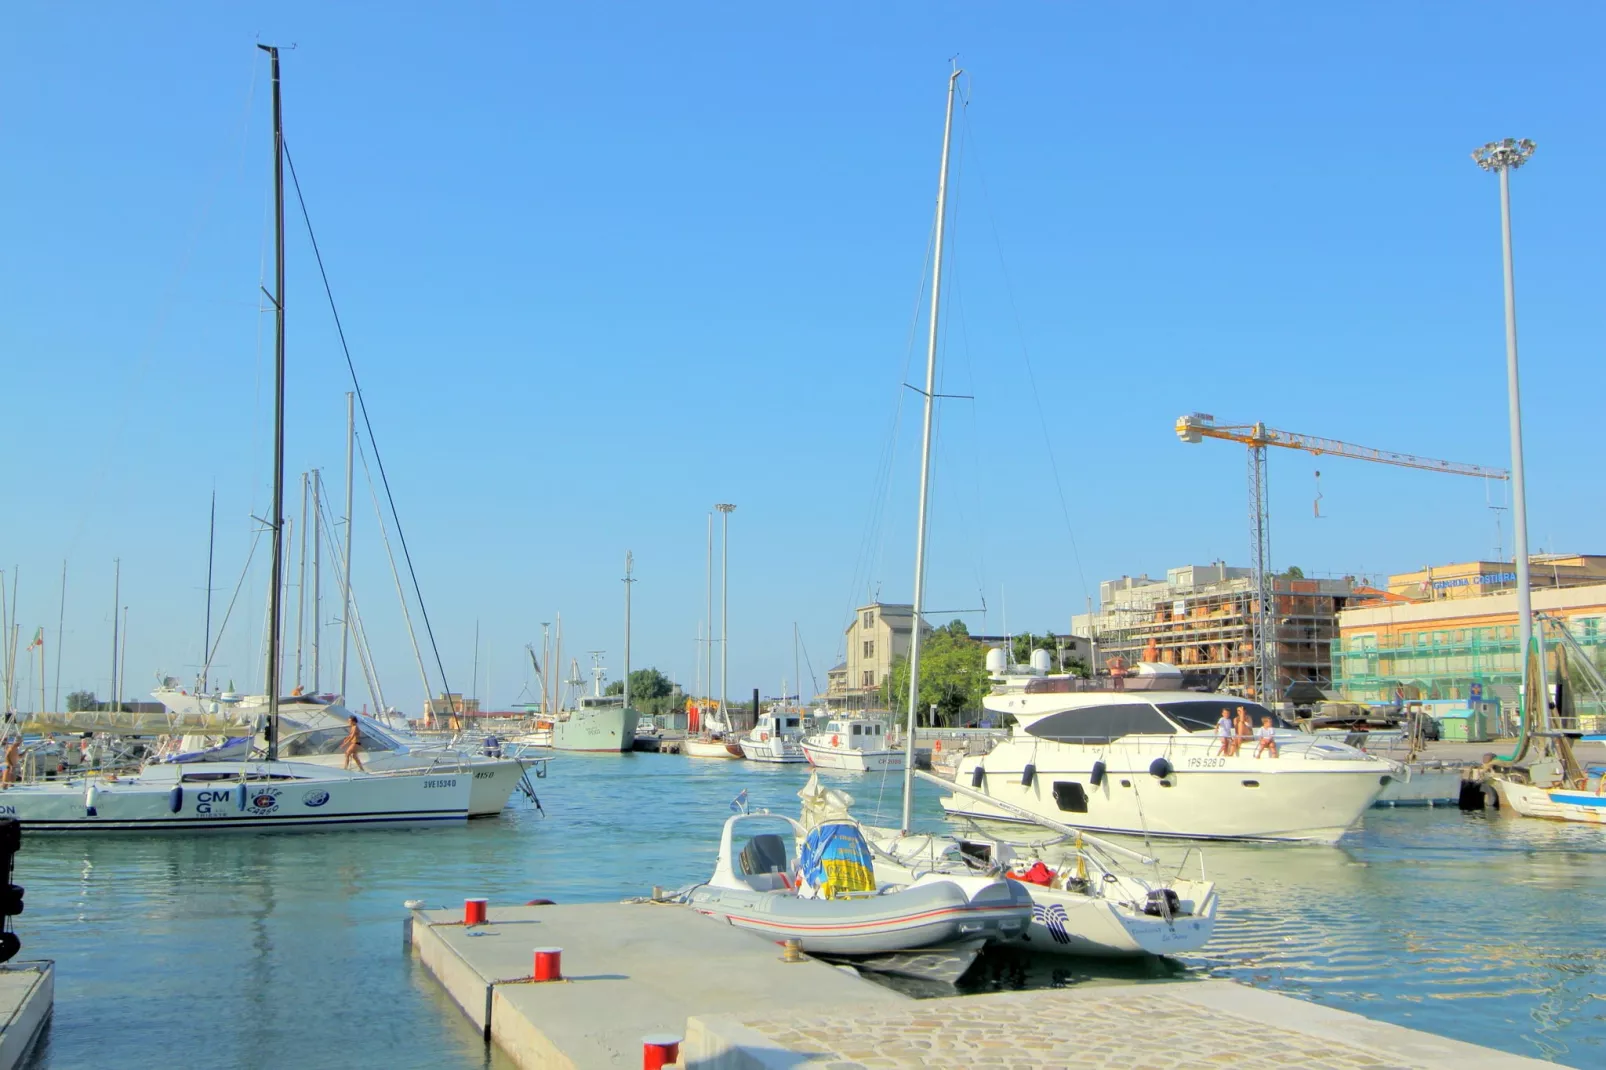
{"left": 1472, "top": 137, "right": 1538, "bottom": 752}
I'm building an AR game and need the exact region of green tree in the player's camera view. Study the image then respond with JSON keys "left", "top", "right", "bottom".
{"left": 66, "top": 690, "right": 97, "bottom": 713}
{"left": 1283, "top": 565, "right": 1305, "bottom": 579}
{"left": 604, "top": 668, "right": 682, "bottom": 718}
{"left": 882, "top": 623, "right": 991, "bottom": 725}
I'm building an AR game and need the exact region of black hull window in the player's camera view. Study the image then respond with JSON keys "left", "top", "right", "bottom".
{"left": 1024, "top": 703, "right": 1176, "bottom": 743}
{"left": 1052, "top": 781, "right": 1088, "bottom": 813}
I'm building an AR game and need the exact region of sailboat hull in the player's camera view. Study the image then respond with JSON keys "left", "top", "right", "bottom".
{"left": 3, "top": 761, "right": 471, "bottom": 833}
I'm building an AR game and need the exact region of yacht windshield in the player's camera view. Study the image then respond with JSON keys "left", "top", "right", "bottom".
{"left": 1023, "top": 703, "right": 1177, "bottom": 742}
{"left": 1157, "top": 699, "right": 1293, "bottom": 732}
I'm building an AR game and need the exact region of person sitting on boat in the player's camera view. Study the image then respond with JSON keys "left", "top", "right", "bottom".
{"left": 1232, "top": 706, "right": 1253, "bottom": 756}
{"left": 1254, "top": 716, "right": 1279, "bottom": 759}
{"left": 342, "top": 715, "right": 366, "bottom": 771}
{"left": 1214, "top": 711, "right": 1234, "bottom": 755}
{"left": 0, "top": 737, "right": 18, "bottom": 789}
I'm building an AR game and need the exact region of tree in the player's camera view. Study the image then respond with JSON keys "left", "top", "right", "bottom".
{"left": 1283, "top": 565, "right": 1305, "bottom": 579}
{"left": 1011, "top": 630, "right": 1063, "bottom": 667}
{"left": 66, "top": 690, "right": 97, "bottom": 713}
{"left": 882, "top": 623, "right": 990, "bottom": 725}
{"left": 604, "top": 668, "right": 682, "bottom": 718}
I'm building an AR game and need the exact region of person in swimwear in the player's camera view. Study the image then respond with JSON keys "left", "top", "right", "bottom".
{"left": 341, "top": 715, "right": 366, "bottom": 771}
{"left": 1232, "top": 706, "right": 1253, "bottom": 757}
{"left": 1215, "top": 710, "right": 1235, "bottom": 755}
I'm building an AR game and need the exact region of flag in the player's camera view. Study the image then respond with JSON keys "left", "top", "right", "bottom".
{"left": 25, "top": 628, "right": 42, "bottom": 652}
{"left": 729, "top": 789, "right": 748, "bottom": 814}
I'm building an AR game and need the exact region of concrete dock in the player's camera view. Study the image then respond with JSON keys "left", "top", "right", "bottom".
{"left": 0, "top": 962, "right": 52, "bottom": 1070}
{"left": 410, "top": 902, "right": 1549, "bottom": 1069}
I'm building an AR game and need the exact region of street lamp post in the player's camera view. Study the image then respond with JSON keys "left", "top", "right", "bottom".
{"left": 1472, "top": 137, "right": 1538, "bottom": 754}
{"left": 715, "top": 503, "right": 736, "bottom": 727}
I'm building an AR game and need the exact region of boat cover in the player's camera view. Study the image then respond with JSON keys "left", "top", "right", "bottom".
{"left": 799, "top": 821, "right": 876, "bottom": 899}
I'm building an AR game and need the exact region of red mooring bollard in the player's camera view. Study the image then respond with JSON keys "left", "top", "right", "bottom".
{"left": 464, "top": 898, "right": 488, "bottom": 926}
{"left": 532, "top": 946, "right": 563, "bottom": 982}
{"left": 642, "top": 1033, "right": 682, "bottom": 1069}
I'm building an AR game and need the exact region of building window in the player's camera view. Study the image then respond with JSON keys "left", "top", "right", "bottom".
{"left": 861, "top": 670, "right": 875, "bottom": 688}
{"left": 863, "top": 640, "right": 875, "bottom": 658}
{"left": 863, "top": 610, "right": 874, "bottom": 628}
{"left": 1586, "top": 618, "right": 1600, "bottom": 640}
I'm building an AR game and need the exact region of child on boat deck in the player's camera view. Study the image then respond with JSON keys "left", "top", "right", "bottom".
{"left": 1214, "top": 711, "right": 1234, "bottom": 755}
{"left": 0, "top": 738, "right": 17, "bottom": 788}
{"left": 1254, "top": 716, "right": 1279, "bottom": 759}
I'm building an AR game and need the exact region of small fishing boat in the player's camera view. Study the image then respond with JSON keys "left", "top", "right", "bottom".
{"left": 683, "top": 734, "right": 744, "bottom": 759}
{"left": 801, "top": 717, "right": 904, "bottom": 772}
{"left": 737, "top": 708, "right": 807, "bottom": 764}
{"left": 1494, "top": 731, "right": 1606, "bottom": 824}
{"left": 683, "top": 809, "right": 1031, "bottom": 960}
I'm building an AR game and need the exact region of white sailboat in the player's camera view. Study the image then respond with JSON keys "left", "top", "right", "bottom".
{"left": 0, "top": 48, "right": 475, "bottom": 832}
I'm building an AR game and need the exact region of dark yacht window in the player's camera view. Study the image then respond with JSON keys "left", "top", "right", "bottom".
{"left": 1157, "top": 699, "right": 1293, "bottom": 732}
{"left": 1023, "top": 703, "right": 1176, "bottom": 742}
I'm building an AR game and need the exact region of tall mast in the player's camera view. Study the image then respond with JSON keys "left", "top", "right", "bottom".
{"left": 259, "top": 43, "right": 286, "bottom": 760}
{"left": 901, "top": 68, "right": 962, "bottom": 834}
{"left": 203, "top": 490, "right": 215, "bottom": 693}
{"left": 340, "top": 392, "right": 355, "bottom": 701}
{"left": 53, "top": 561, "right": 66, "bottom": 713}
{"left": 296, "top": 471, "right": 308, "bottom": 689}
{"left": 312, "top": 468, "right": 322, "bottom": 694}
{"left": 109, "top": 559, "right": 120, "bottom": 715}
{"left": 623, "top": 551, "right": 635, "bottom": 712}
{"left": 705, "top": 512, "right": 713, "bottom": 725}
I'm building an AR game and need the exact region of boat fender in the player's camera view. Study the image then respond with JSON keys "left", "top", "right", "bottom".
{"left": 85, "top": 783, "right": 99, "bottom": 817}
{"left": 1148, "top": 757, "right": 1172, "bottom": 780}
{"left": 969, "top": 765, "right": 986, "bottom": 788}
{"left": 1090, "top": 760, "right": 1107, "bottom": 787}
{"left": 1020, "top": 763, "right": 1036, "bottom": 788}
{"left": 236, "top": 784, "right": 247, "bottom": 811}
{"left": 168, "top": 786, "right": 183, "bottom": 813}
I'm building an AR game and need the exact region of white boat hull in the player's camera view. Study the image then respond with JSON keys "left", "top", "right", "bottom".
{"left": 738, "top": 737, "right": 807, "bottom": 763}
{"left": 1495, "top": 779, "right": 1606, "bottom": 824}
{"left": 284, "top": 752, "right": 528, "bottom": 817}
{"left": 1018, "top": 879, "right": 1216, "bottom": 957}
{"left": 801, "top": 742, "right": 904, "bottom": 772}
{"left": 1374, "top": 764, "right": 1465, "bottom": 807}
{"left": 552, "top": 707, "right": 640, "bottom": 753}
{"left": 683, "top": 736, "right": 743, "bottom": 759}
{"left": 945, "top": 735, "right": 1391, "bottom": 844}
{"left": 1, "top": 760, "right": 471, "bottom": 833}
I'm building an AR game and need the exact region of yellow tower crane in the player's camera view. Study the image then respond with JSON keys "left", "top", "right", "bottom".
{"left": 1174, "top": 412, "right": 1510, "bottom": 703}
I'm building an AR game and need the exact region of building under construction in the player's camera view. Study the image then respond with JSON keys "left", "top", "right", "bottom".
{"left": 1072, "top": 563, "right": 1355, "bottom": 700}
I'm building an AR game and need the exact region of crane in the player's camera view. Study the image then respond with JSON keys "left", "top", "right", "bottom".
{"left": 1175, "top": 413, "right": 1510, "bottom": 703}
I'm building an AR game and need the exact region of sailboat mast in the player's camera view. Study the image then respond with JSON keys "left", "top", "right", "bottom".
{"left": 53, "top": 561, "right": 65, "bottom": 714}
{"left": 296, "top": 471, "right": 308, "bottom": 689}
{"left": 109, "top": 559, "right": 120, "bottom": 716}
{"left": 340, "top": 392, "right": 355, "bottom": 700}
{"left": 705, "top": 512, "right": 713, "bottom": 725}
{"left": 203, "top": 490, "right": 215, "bottom": 693}
{"left": 312, "top": 468, "right": 322, "bottom": 694}
{"left": 259, "top": 43, "right": 286, "bottom": 761}
{"left": 901, "top": 68, "right": 962, "bottom": 835}
{"left": 623, "top": 551, "right": 634, "bottom": 712}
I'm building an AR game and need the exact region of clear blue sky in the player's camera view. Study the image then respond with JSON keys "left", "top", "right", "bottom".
{"left": 3, "top": 3, "right": 1602, "bottom": 712}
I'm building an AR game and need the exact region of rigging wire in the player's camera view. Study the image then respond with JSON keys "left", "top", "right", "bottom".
{"left": 281, "top": 139, "right": 454, "bottom": 707}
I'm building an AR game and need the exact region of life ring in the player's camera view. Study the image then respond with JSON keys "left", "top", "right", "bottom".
{"left": 934, "top": 739, "right": 943, "bottom": 752}
{"left": 831, "top": 734, "right": 840, "bottom": 747}
{"left": 760, "top": 732, "right": 770, "bottom": 742}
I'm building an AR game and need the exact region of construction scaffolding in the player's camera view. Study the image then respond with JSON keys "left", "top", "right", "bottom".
{"left": 1081, "top": 565, "right": 1353, "bottom": 700}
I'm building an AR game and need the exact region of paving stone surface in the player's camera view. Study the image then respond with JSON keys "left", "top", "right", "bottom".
{"left": 713, "top": 985, "right": 1522, "bottom": 1068}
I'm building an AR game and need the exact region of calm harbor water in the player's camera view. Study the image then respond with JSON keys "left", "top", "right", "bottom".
{"left": 19, "top": 754, "right": 1606, "bottom": 1069}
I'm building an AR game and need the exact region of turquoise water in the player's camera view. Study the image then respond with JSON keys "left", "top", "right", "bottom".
{"left": 18, "top": 755, "right": 1606, "bottom": 1068}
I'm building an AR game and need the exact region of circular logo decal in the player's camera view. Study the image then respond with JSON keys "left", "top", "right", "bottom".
{"left": 302, "top": 789, "right": 331, "bottom": 808}
{"left": 247, "top": 787, "right": 283, "bottom": 815}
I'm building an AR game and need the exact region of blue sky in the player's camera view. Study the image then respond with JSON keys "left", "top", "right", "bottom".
{"left": 3, "top": 3, "right": 1602, "bottom": 711}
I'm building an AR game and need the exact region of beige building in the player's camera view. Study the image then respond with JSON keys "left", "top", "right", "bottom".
{"left": 826, "top": 603, "right": 932, "bottom": 710}
{"left": 1387, "top": 554, "right": 1606, "bottom": 602}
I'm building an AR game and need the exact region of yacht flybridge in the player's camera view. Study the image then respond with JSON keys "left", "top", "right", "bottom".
{"left": 940, "top": 656, "right": 1396, "bottom": 844}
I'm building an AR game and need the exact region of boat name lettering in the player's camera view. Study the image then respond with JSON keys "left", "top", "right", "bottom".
{"left": 0, "top": 807, "right": 14, "bottom": 817}
{"left": 1186, "top": 758, "right": 1226, "bottom": 768}
{"left": 423, "top": 778, "right": 456, "bottom": 789}
{"left": 194, "top": 789, "right": 234, "bottom": 815}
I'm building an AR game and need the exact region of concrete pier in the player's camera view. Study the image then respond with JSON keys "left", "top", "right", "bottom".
{"left": 411, "top": 902, "right": 1549, "bottom": 1069}
{"left": 407, "top": 902, "right": 902, "bottom": 1067}
{"left": 0, "top": 962, "right": 53, "bottom": 1070}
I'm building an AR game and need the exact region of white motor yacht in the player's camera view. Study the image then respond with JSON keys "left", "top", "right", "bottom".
{"left": 802, "top": 717, "right": 904, "bottom": 772}
{"left": 738, "top": 708, "right": 808, "bottom": 763}
{"left": 942, "top": 658, "right": 1396, "bottom": 844}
